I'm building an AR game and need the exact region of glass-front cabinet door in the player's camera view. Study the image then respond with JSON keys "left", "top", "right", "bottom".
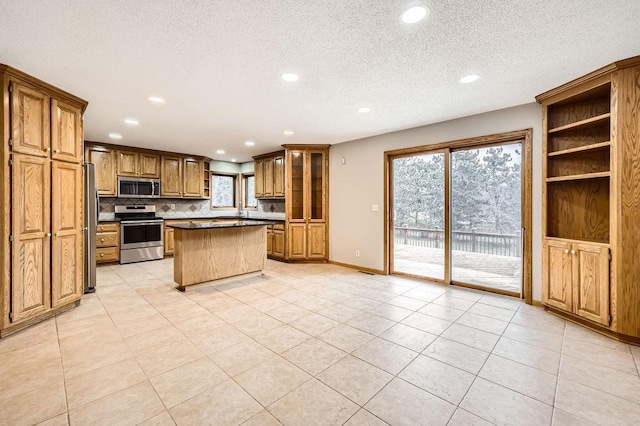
{"left": 289, "top": 150, "right": 305, "bottom": 221}
{"left": 309, "top": 151, "right": 326, "bottom": 222}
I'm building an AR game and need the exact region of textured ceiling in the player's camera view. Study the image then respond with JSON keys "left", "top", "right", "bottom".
{"left": 1, "top": 1, "right": 639, "bottom": 161}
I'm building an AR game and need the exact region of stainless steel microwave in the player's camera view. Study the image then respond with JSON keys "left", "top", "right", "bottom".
{"left": 117, "top": 177, "right": 161, "bottom": 198}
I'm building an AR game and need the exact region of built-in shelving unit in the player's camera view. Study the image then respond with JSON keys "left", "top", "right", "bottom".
{"left": 203, "top": 161, "right": 210, "bottom": 198}
{"left": 537, "top": 55, "right": 640, "bottom": 342}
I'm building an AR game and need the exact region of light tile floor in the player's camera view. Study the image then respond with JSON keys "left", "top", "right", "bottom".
{"left": 1, "top": 259, "right": 639, "bottom": 426}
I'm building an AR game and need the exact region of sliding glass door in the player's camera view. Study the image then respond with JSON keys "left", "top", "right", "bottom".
{"left": 392, "top": 152, "right": 445, "bottom": 281}
{"left": 389, "top": 138, "right": 526, "bottom": 297}
{"left": 450, "top": 143, "right": 522, "bottom": 294}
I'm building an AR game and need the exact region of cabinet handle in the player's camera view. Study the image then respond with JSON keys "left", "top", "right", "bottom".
{"left": 564, "top": 249, "right": 569, "bottom": 254}
{"left": 570, "top": 249, "right": 576, "bottom": 255}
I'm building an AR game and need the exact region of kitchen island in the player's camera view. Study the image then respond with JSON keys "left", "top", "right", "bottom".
{"left": 168, "top": 220, "right": 275, "bottom": 290}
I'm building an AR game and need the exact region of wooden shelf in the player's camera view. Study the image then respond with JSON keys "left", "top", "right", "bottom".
{"left": 548, "top": 141, "right": 611, "bottom": 157}
{"left": 546, "top": 171, "right": 610, "bottom": 183}
{"left": 548, "top": 113, "right": 610, "bottom": 134}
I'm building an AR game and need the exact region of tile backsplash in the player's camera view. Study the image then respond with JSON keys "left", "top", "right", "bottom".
{"left": 99, "top": 197, "right": 285, "bottom": 221}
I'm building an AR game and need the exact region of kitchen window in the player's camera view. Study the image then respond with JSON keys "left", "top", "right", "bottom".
{"left": 243, "top": 173, "right": 257, "bottom": 209}
{"left": 211, "top": 172, "right": 238, "bottom": 209}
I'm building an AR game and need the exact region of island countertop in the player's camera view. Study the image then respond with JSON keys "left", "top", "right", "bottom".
{"left": 167, "top": 220, "right": 276, "bottom": 230}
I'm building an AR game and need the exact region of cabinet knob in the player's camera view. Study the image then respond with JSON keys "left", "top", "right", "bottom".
{"left": 570, "top": 249, "right": 576, "bottom": 255}
{"left": 45, "top": 147, "right": 51, "bottom": 152}
{"left": 46, "top": 233, "right": 51, "bottom": 237}
{"left": 55, "top": 232, "right": 60, "bottom": 237}
{"left": 54, "top": 149, "right": 61, "bottom": 153}
{"left": 564, "top": 249, "right": 569, "bottom": 254}
{"left": 100, "top": 253, "right": 104, "bottom": 257}
{"left": 100, "top": 238, "right": 105, "bottom": 242}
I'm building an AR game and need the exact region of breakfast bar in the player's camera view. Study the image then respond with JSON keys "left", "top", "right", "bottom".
{"left": 168, "top": 220, "right": 275, "bottom": 290}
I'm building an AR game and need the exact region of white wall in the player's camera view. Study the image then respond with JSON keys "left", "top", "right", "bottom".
{"left": 329, "top": 103, "right": 543, "bottom": 301}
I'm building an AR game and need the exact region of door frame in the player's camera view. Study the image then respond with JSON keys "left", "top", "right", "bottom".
{"left": 384, "top": 129, "right": 533, "bottom": 303}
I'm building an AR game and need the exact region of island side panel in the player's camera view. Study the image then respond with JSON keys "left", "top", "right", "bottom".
{"left": 173, "top": 226, "right": 267, "bottom": 287}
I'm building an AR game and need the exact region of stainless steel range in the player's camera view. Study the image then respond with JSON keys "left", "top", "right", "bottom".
{"left": 115, "top": 205, "right": 164, "bottom": 264}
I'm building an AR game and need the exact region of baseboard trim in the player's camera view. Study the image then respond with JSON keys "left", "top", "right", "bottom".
{"left": 531, "top": 300, "right": 544, "bottom": 307}
{"left": 328, "top": 260, "right": 385, "bottom": 275}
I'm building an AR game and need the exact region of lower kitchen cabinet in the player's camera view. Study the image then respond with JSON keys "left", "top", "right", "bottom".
{"left": 96, "top": 222, "right": 120, "bottom": 264}
{"left": 542, "top": 238, "right": 610, "bottom": 326}
{"left": 267, "top": 223, "right": 286, "bottom": 259}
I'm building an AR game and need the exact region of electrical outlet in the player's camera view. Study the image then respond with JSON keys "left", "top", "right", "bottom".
{"left": 355, "top": 250, "right": 360, "bottom": 258}
{"left": 170, "top": 204, "right": 175, "bottom": 209}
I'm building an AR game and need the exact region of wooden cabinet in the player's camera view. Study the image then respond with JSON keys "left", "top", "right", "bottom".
{"left": 543, "top": 239, "right": 609, "bottom": 326}
{"left": 161, "top": 156, "right": 183, "bottom": 197}
{"left": 266, "top": 223, "right": 286, "bottom": 259}
{"left": 10, "top": 154, "right": 51, "bottom": 323}
{"left": 254, "top": 159, "right": 264, "bottom": 198}
{"left": 117, "top": 150, "right": 160, "bottom": 178}
{"left": 183, "top": 158, "right": 204, "bottom": 197}
{"left": 86, "top": 146, "right": 117, "bottom": 196}
{"left": 1, "top": 65, "right": 88, "bottom": 337}
{"left": 51, "top": 99, "right": 83, "bottom": 163}
{"left": 51, "top": 162, "right": 83, "bottom": 307}
{"left": 10, "top": 81, "right": 50, "bottom": 157}
{"left": 253, "top": 151, "right": 285, "bottom": 199}
{"left": 86, "top": 143, "right": 210, "bottom": 198}
{"left": 96, "top": 222, "right": 119, "bottom": 264}
{"left": 284, "top": 145, "right": 329, "bottom": 261}
{"left": 537, "top": 56, "right": 640, "bottom": 341}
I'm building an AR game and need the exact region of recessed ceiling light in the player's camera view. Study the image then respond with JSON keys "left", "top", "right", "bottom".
{"left": 283, "top": 130, "right": 294, "bottom": 136}
{"left": 148, "top": 96, "right": 165, "bottom": 104}
{"left": 401, "top": 5, "right": 429, "bottom": 24}
{"left": 244, "top": 140, "right": 255, "bottom": 147}
{"left": 459, "top": 74, "right": 480, "bottom": 84}
{"left": 216, "top": 149, "right": 225, "bottom": 155}
{"left": 231, "top": 159, "right": 237, "bottom": 163}
{"left": 124, "top": 118, "right": 139, "bottom": 126}
{"left": 357, "top": 107, "right": 371, "bottom": 113}
{"left": 108, "top": 132, "right": 122, "bottom": 140}
{"left": 281, "top": 73, "right": 299, "bottom": 82}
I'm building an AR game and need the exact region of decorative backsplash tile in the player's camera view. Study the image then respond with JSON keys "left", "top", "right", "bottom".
{"left": 98, "top": 197, "right": 286, "bottom": 221}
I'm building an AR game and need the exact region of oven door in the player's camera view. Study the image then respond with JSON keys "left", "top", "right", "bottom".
{"left": 120, "top": 221, "right": 164, "bottom": 249}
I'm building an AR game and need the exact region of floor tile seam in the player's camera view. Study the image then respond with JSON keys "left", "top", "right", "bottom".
{"left": 473, "top": 299, "right": 520, "bottom": 313}
{"left": 557, "top": 354, "right": 640, "bottom": 405}
{"left": 560, "top": 352, "right": 640, "bottom": 379}
{"left": 314, "top": 368, "right": 388, "bottom": 409}
{"left": 561, "top": 334, "right": 634, "bottom": 355}
{"left": 445, "top": 407, "right": 498, "bottom": 426}
{"left": 560, "top": 342, "right": 638, "bottom": 372}
{"left": 458, "top": 308, "right": 515, "bottom": 325}
{"left": 51, "top": 317, "right": 72, "bottom": 423}
{"left": 499, "top": 328, "right": 563, "bottom": 354}
{"left": 556, "top": 376, "right": 640, "bottom": 420}
{"left": 475, "top": 369, "right": 557, "bottom": 407}
{"left": 488, "top": 351, "right": 559, "bottom": 377}
{"left": 418, "top": 350, "right": 487, "bottom": 376}
{"left": 369, "top": 376, "right": 458, "bottom": 423}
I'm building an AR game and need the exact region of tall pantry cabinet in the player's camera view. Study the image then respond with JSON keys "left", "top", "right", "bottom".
{"left": 0, "top": 65, "right": 88, "bottom": 337}
{"left": 536, "top": 56, "right": 640, "bottom": 343}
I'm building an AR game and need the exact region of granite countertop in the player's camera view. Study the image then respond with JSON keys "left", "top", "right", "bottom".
{"left": 98, "top": 218, "right": 120, "bottom": 223}
{"left": 163, "top": 216, "right": 285, "bottom": 222}
{"left": 167, "top": 220, "right": 276, "bottom": 230}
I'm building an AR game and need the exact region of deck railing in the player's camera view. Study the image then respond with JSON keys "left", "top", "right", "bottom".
{"left": 394, "top": 227, "right": 521, "bottom": 257}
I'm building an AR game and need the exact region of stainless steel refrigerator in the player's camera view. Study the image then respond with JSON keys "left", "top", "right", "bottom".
{"left": 84, "top": 162, "right": 98, "bottom": 293}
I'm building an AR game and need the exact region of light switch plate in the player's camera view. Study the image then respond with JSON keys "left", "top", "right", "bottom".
{"left": 372, "top": 204, "right": 379, "bottom": 212}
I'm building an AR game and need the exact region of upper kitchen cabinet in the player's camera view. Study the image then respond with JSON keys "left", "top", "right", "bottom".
{"left": 183, "top": 157, "right": 204, "bottom": 198}
{"left": 283, "top": 145, "right": 329, "bottom": 261}
{"left": 85, "top": 145, "right": 117, "bottom": 196}
{"left": 51, "top": 98, "right": 83, "bottom": 163}
{"left": 253, "top": 150, "right": 285, "bottom": 199}
{"left": 161, "top": 155, "right": 183, "bottom": 197}
{"left": 10, "top": 81, "right": 51, "bottom": 157}
{"left": 117, "top": 150, "right": 160, "bottom": 178}
{"left": 1, "top": 64, "right": 88, "bottom": 337}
